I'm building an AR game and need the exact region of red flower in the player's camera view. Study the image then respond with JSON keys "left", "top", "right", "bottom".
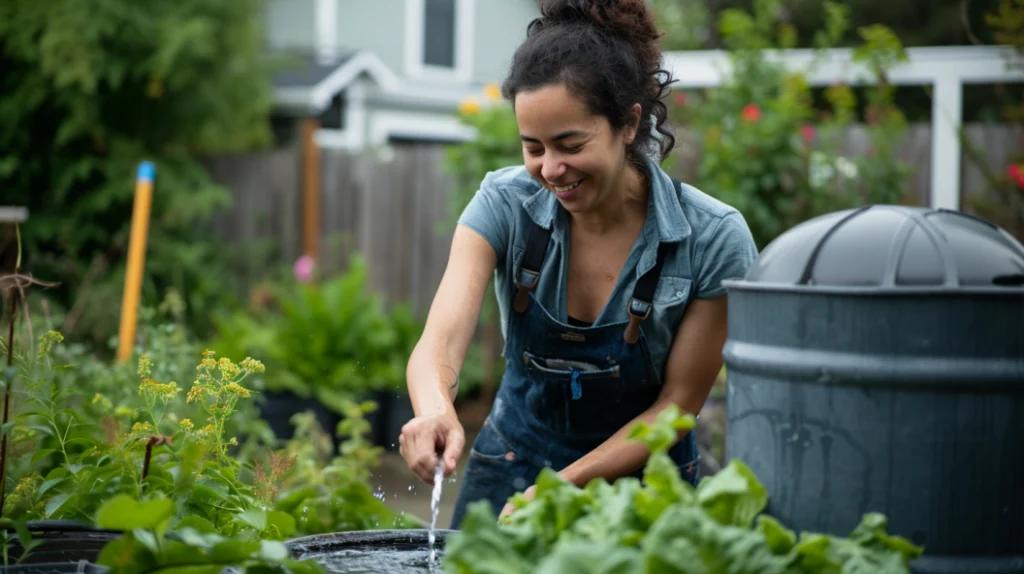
{"left": 1010, "top": 164, "right": 1024, "bottom": 189}
{"left": 674, "top": 92, "right": 687, "bottom": 107}
{"left": 741, "top": 103, "right": 761, "bottom": 122}
{"left": 800, "top": 124, "right": 815, "bottom": 144}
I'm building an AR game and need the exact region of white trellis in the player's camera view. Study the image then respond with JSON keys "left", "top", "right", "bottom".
{"left": 662, "top": 46, "right": 1024, "bottom": 211}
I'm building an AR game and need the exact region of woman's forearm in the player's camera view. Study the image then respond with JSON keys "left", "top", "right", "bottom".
{"left": 406, "top": 337, "right": 462, "bottom": 418}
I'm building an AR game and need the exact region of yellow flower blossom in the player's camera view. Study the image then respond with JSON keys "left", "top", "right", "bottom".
{"left": 92, "top": 393, "right": 112, "bottom": 410}
{"left": 218, "top": 359, "right": 241, "bottom": 380}
{"left": 458, "top": 97, "right": 481, "bottom": 116}
{"left": 38, "top": 331, "right": 64, "bottom": 358}
{"left": 241, "top": 357, "right": 265, "bottom": 374}
{"left": 180, "top": 419, "right": 194, "bottom": 431}
{"left": 202, "top": 349, "right": 216, "bottom": 357}
{"left": 483, "top": 83, "right": 502, "bottom": 102}
{"left": 224, "top": 382, "right": 251, "bottom": 398}
{"left": 187, "top": 384, "right": 203, "bottom": 403}
{"left": 137, "top": 354, "right": 153, "bottom": 379}
{"left": 139, "top": 378, "right": 181, "bottom": 399}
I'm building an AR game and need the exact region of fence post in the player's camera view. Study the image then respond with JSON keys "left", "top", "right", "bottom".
{"left": 302, "top": 118, "right": 322, "bottom": 260}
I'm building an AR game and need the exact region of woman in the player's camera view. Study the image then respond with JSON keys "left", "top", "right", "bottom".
{"left": 399, "top": 0, "right": 758, "bottom": 529}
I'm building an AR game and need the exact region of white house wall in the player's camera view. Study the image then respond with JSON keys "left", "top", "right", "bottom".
{"left": 265, "top": 0, "right": 317, "bottom": 53}
{"left": 472, "top": 0, "right": 539, "bottom": 84}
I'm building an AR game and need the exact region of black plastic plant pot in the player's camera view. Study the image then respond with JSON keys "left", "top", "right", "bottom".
{"left": 258, "top": 389, "right": 343, "bottom": 446}
{"left": 2, "top": 521, "right": 121, "bottom": 566}
{"left": 285, "top": 529, "right": 457, "bottom": 573}
{"left": 0, "top": 561, "right": 109, "bottom": 574}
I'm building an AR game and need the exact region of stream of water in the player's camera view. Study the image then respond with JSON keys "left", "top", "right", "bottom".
{"left": 428, "top": 457, "right": 445, "bottom": 566}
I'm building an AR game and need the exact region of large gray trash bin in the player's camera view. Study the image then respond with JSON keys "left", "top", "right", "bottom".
{"left": 721, "top": 205, "right": 1024, "bottom": 573}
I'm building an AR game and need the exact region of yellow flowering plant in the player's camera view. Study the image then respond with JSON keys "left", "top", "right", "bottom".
{"left": 0, "top": 320, "right": 415, "bottom": 560}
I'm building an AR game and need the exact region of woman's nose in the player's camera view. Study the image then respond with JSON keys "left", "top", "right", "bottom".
{"left": 541, "top": 155, "right": 567, "bottom": 183}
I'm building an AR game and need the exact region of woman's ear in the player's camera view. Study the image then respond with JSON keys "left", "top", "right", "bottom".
{"left": 627, "top": 103, "right": 643, "bottom": 143}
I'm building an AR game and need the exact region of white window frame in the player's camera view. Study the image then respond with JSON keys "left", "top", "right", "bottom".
{"left": 404, "top": 0, "right": 475, "bottom": 83}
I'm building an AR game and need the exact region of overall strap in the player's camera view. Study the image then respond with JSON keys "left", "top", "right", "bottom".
{"left": 513, "top": 222, "right": 552, "bottom": 312}
{"left": 623, "top": 178, "right": 683, "bottom": 344}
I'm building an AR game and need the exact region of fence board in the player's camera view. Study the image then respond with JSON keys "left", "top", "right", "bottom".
{"left": 206, "top": 123, "right": 1019, "bottom": 314}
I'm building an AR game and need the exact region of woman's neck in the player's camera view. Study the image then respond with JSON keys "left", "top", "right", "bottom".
{"left": 572, "top": 163, "right": 648, "bottom": 235}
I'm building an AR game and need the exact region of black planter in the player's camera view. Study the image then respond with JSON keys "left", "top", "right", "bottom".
{"left": 285, "top": 529, "right": 456, "bottom": 573}
{"left": 371, "top": 391, "right": 415, "bottom": 451}
{"left": 258, "top": 389, "right": 343, "bottom": 446}
{"left": 2, "top": 521, "right": 121, "bottom": 566}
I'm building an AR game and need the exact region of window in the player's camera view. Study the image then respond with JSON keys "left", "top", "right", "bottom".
{"left": 405, "top": 0, "right": 473, "bottom": 82}
{"left": 423, "top": 0, "right": 456, "bottom": 68}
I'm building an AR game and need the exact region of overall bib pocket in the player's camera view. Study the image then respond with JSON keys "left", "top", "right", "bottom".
{"left": 523, "top": 350, "right": 657, "bottom": 438}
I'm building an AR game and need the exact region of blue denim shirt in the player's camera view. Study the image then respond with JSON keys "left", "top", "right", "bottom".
{"left": 457, "top": 157, "right": 758, "bottom": 384}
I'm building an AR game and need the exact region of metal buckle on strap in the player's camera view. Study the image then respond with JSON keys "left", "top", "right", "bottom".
{"left": 624, "top": 297, "right": 652, "bottom": 344}
{"left": 513, "top": 267, "right": 540, "bottom": 313}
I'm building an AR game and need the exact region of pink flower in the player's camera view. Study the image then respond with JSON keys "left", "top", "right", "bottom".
{"left": 674, "top": 92, "right": 687, "bottom": 107}
{"left": 741, "top": 103, "right": 761, "bottom": 122}
{"left": 800, "top": 124, "right": 815, "bottom": 144}
{"left": 293, "top": 255, "right": 316, "bottom": 283}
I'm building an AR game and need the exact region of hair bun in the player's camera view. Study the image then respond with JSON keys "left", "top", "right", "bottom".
{"left": 537, "top": 0, "right": 660, "bottom": 48}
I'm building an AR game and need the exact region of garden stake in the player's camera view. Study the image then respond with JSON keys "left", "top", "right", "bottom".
{"left": 141, "top": 435, "right": 173, "bottom": 483}
{"left": 117, "top": 161, "right": 156, "bottom": 364}
{"left": 0, "top": 253, "right": 19, "bottom": 517}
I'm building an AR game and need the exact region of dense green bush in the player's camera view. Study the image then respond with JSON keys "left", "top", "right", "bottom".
{"left": 668, "top": 1, "right": 913, "bottom": 249}
{"left": 0, "top": 0, "right": 279, "bottom": 345}
{"left": 210, "top": 255, "right": 424, "bottom": 413}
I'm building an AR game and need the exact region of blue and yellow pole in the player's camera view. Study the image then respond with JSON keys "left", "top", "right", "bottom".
{"left": 116, "top": 161, "right": 155, "bottom": 364}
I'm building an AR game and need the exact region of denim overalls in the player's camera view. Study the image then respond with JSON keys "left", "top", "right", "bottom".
{"left": 449, "top": 178, "right": 700, "bottom": 529}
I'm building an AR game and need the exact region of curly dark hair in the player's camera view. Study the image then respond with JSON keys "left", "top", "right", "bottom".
{"left": 501, "top": 0, "right": 676, "bottom": 165}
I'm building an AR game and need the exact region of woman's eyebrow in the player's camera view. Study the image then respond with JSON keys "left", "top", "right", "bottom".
{"left": 519, "top": 130, "right": 587, "bottom": 143}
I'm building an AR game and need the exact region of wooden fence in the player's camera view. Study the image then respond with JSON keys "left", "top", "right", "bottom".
{"left": 204, "top": 122, "right": 1022, "bottom": 313}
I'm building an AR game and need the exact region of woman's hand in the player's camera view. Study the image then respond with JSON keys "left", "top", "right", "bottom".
{"left": 399, "top": 412, "right": 465, "bottom": 484}
{"left": 499, "top": 484, "right": 537, "bottom": 519}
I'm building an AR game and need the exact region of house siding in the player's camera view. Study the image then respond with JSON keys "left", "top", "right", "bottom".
{"left": 265, "top": 0, "right": 317, "bottom": 53}
{"left": 336, "top": 0, "right": 406, "bottom": 74}
{"left": 472, "top": 0, "right": 539, "bottom": 83}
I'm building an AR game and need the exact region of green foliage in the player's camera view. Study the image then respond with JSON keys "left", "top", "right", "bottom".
{"left": 210, "top": 255, "right": 424, "bottom": 412}
{"left": 0, "top": 315, "right": 415, "bottom": 558}
{"left": 961, "top": 0, "right": 1024, "bottom": 241}
{"left": 0, "top": 0, "right": 278, "bottom": 344}
{"left": 94, "top": 494, "right": 325, "bottom": 574}
{"left": 442, "top": 406, "right": 923, "bottom": 574}
{"left": 669, "top": 1, "right": 913, "bottom": 249}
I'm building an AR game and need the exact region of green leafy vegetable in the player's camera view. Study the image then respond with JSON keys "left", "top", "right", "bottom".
{"left": 443, "top": 405, "right": 923, "bottom": 574}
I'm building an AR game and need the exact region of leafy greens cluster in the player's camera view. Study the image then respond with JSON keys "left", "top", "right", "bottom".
{"left": 443, "top": 406, "right": 922, "bottom": 574}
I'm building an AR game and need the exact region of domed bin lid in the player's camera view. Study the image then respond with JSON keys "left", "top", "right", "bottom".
{"left": 731, "top": 205, "right": 1024, "bottom": 293}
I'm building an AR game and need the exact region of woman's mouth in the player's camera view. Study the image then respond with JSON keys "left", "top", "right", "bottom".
{"left": 550, "top": 178, "right": 583, "bottom": 200}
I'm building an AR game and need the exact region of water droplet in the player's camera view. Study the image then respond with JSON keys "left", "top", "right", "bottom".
{"left": 408, "top": 485, "right": 414, "bottom": 491}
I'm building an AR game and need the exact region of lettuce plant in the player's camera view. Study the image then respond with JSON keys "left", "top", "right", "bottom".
{"left": 443, "top": 406, "right": 922, "bottom": 574}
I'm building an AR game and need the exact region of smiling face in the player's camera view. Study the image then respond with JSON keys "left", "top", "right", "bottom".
{"left": 514, "top": 83, "right": 641, "bottom": 214}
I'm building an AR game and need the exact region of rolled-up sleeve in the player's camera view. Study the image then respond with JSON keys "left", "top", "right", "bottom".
{"left": 456, "top": 173, "right": 514, "bottom": 263}
{"left": 694, "top": 211, "right": 759, "bottom": 299}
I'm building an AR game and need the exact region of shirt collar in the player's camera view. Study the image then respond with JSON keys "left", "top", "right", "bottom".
{"left": 522, "top": 157, "right": 692, "bottom": 243}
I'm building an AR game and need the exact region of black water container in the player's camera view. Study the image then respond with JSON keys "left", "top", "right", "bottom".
{"left": 1, "top": 521, "right": 120, "bottom": 573}
{"left": 722, "top": 205, "right": 1024, "bottom": 573}
{"left": 286, "top": 530, "right": 455, "bottom": 573}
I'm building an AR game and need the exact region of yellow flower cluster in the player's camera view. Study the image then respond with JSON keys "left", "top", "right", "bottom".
{"left": 138, "top": 378, "right": 181, "bottom": 399}
{"left": 180, "top": 418, "right": 194, "bottom": 431}
{"left": 458, "top": 82, "right": 503, "bottom": 117}
{"left": 224, "top": 382, "right": 251, "bottom": 398}
{"left": 38, "top": 331, "right": 64, "bottom": 358}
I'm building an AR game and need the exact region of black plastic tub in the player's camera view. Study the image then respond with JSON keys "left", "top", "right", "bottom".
{"left": 1, "top": 521, "right": 120, "bottom": 574}
{"left": 286, "top": 529, "right": 456, "bottom": 573}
